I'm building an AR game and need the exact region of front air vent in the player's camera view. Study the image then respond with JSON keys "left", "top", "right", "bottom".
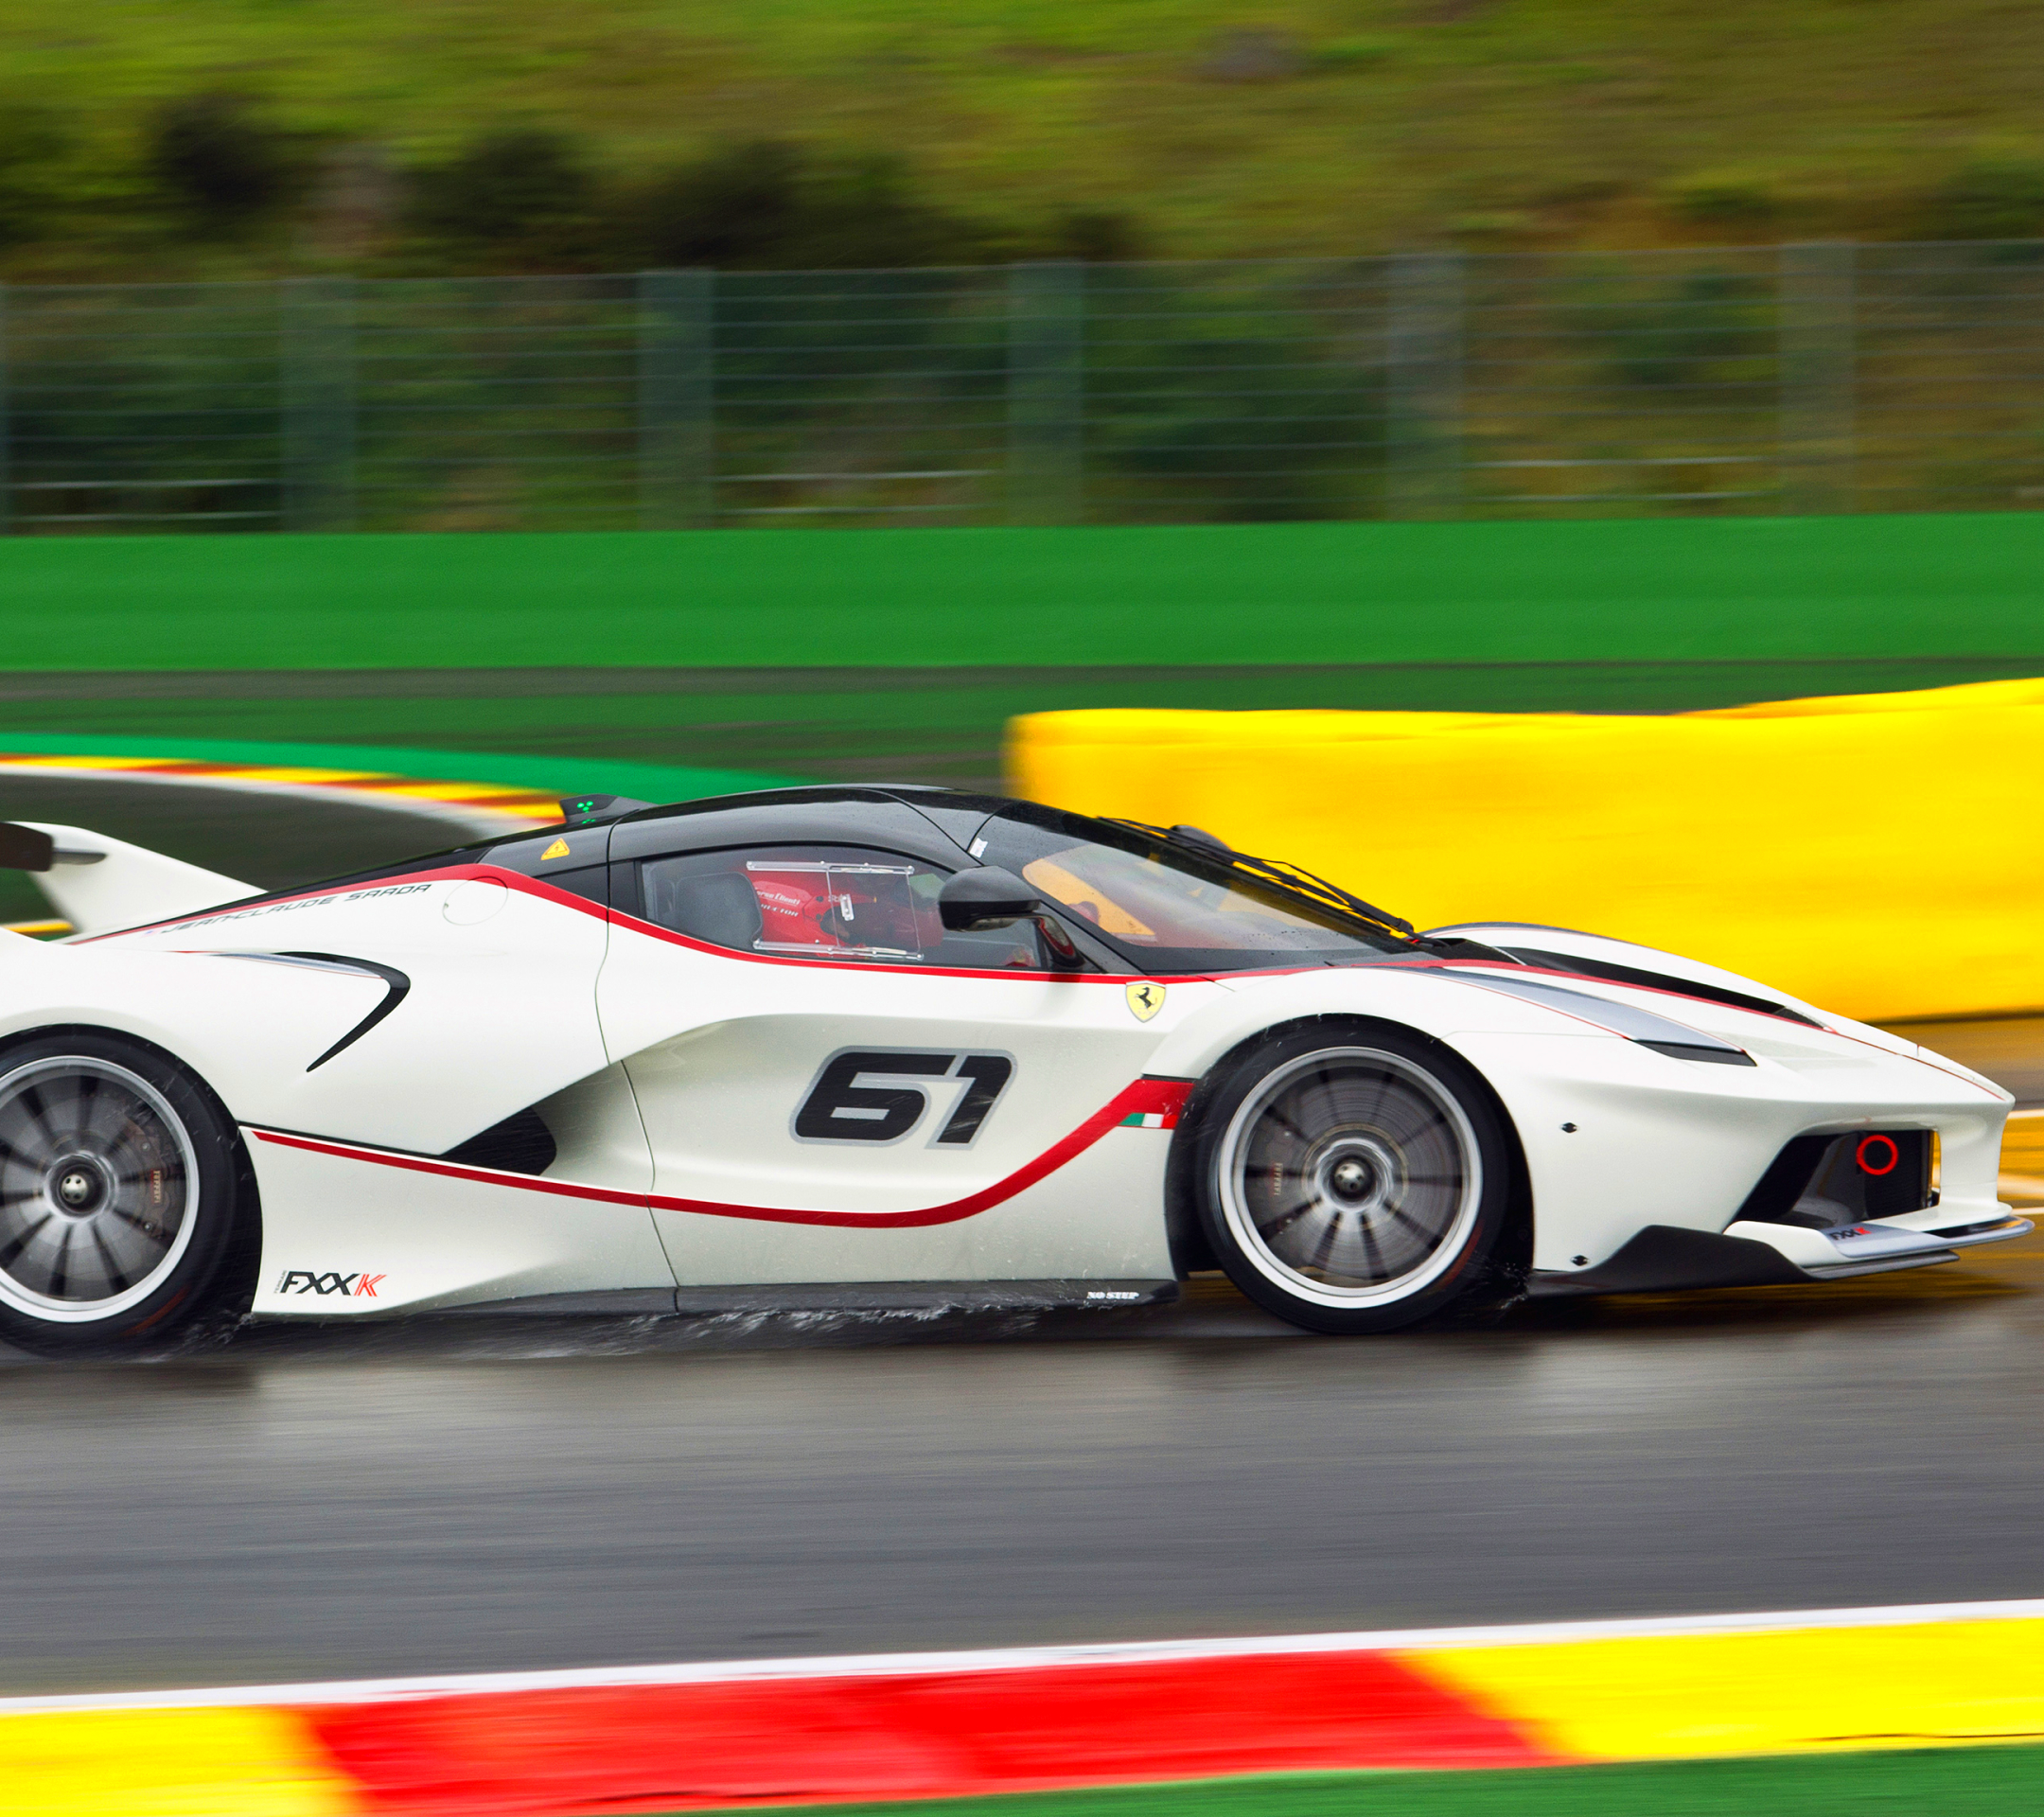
{"left": 1736, "top": 1130, "right": 1933, "bottom": 1227}
{"left": 444, "top": 1108, "right": 556, "bottom": 1177}
{"left": 1502, "top": 946, "right": 1824, "bottom": 1029}
{"left": 1635, "top": 1040, "right": 1756, "bottom": 1067}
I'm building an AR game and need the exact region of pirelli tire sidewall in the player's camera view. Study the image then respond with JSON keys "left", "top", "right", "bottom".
{"left": 0, "top": 1032, "right": 256, "bottom": 1356}
{"left": 1185, "top": 1017, "right": 1519, "bottom": 1336}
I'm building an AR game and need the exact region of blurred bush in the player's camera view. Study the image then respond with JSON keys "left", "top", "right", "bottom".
{"left": 1933, "top": 153, "right": 2044, "bottom": 240}
{"left": 0, "top": 105, "right": 71, "bottom": 246}
{"left": 1588, "top": 270, "right": 1774, "bottom": 390}
{"left": 626, "top": 140, "right": 977, "bottom": 270}
{"left": 406, "top": 127, "right": 597, "bottom": 262}
{"left": 1666, "top": 168, "right": 1781, "bottom": 226}
{"left": 1052, "top": 208, "right": 1146, "bottom": 263}
{"left": 1085, "top": 273, "right": 1386, "bottom": 521}
{"left": 147, "top": 93, "right": 305, "bottom": 231}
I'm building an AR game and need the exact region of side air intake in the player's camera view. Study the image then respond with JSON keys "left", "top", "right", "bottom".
{"left": 443, "top": 1108, "right": 557, "bottom": 1177}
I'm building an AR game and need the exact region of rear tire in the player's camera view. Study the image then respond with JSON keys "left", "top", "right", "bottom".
{"left": 1189, "top": 1021, "right": 1517, "bottom": 1335}
{"left": 0, "top": 1033, "right": 254, "bottom": 1356}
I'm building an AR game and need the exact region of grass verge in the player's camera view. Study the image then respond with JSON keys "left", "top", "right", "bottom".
{"left": 681, "top": 1748, "right": 2044, "bottom": 1817}
{"left": 0, "top": 655, "right": 2037, "bottom": 795}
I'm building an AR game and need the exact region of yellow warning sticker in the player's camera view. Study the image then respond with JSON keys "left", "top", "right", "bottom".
{"left": 1126, "top": 981, "right": 1166, "bottom": 1022}
{"left": 539, "top": 838, "right": 571, "bottom": 860}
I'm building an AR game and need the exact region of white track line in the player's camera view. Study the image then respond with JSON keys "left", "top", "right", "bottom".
{"left": 4, "top": 1596, "right": 2042, "bottom": 1716}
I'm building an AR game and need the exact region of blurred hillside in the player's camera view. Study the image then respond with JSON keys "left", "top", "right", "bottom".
{"left": 1, "top": 1, "right": 2041, "bottom": 280}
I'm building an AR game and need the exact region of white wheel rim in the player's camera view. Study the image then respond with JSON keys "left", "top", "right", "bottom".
{"left": 0, "top": 1057, "right": 201, "bottom": 1323}
{"left": 1216, "top": 1046, "right": 1483, "bottom": 1311}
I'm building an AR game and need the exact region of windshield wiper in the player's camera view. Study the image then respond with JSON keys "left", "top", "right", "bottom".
{"left": 1101, "top": 820, "right": 1417, "bottom": 938}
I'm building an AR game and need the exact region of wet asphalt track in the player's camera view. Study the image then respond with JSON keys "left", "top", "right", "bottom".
{"left": 2, "top": 778, "right": 2042, "bottom": 1697}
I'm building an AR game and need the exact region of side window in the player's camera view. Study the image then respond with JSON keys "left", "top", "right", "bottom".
{"left": 638, "top": 845, "right": 1052, "bottom": 970}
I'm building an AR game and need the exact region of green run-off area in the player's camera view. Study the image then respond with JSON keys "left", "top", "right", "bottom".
{"left": 6, "top": 513, "right": 2044, "bottom": 672}
{"left": 689, "top": 1747, "right": 2044, "bottom": 1817}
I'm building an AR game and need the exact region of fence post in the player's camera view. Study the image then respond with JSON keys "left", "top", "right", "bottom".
{"left": 1384, "top": 253, "right": 1465, "bottom": 520}
{"left": 638, "top": 270, "right": 714, "bottom": 531}
{"left": 279, "top": 277, "right": 357, "bottom": 533}
{"left": 1007, "top": 260, "right": 1084, "bottom": 527}
{"left": 1778, "top": 241, "right": 1856, "bottom": 516}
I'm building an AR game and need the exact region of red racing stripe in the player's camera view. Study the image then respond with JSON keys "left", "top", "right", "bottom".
{"left": 306, "top": 1649, "right": 1554, "bottom": 1814}
{"left": 249, "top": 1078, "right": 1191, "bottom": 1231}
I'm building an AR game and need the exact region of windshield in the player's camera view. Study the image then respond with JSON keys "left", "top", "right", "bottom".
{"left": 973, "top": 805, "right": 1414, "bottom": 974}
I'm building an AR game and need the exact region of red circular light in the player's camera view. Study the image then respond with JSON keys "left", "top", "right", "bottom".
{"left": 1857, "top": 1135, "right": 1900, "bottom": 1176}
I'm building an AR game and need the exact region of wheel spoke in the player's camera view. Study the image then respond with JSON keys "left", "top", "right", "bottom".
{"left": 16, "top": 1085, "right": 58, "bottom": 1153}
{"left": 1307, "top": 1214, "right": 1343, "bottom": 1272}
{"left": 1260, "top": 1109, "right": 1313, "bottom": 1149}
{"left": 1355, "top": 1217, "right": 1389, "bottom": 1281}
{"left": 0, "top": 1212, "right": 53, "bottom": 1270}
{"left": 44, "top": 1222, "right": 73, "bottom": 1299}
{"left": 65, "top": 1073, "right": 102, "bottom": 1145}
{"left": 1378, "top": 1104, "right": 1449, "bottom": 1148}
{"left": 86, "top": 1223, "right": 135, "bottom": 1296}
{"left": 104, "top": 1208, "right": 174, "bottom": 1258}
{"left": 1256, "top": 1198, "right": 1316, "bottom": 1238}
{"left": 1383, "top": 1205, "right": 1445, "bottom": 1244}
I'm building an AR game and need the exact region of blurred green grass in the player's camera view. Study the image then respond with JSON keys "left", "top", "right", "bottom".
{"left": 7, "top": 0, "right": 2044, "bottom": 275}
{"left": 676, "top": 1749, "right": 2044, "bottom": 1817}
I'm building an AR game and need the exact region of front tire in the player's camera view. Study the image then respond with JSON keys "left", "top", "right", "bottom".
{"left": 0, "top": 1034, "right": 255, "bottom": 1356}
{"left": 1190, "top": 1021, "right": 1517, "bottom": 1335}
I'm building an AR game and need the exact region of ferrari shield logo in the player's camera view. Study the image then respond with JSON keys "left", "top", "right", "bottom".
{"left": 1126, "top": 981, "right": 1166, "bottom": 1022}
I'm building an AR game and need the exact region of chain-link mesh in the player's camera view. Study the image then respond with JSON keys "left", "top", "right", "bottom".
{"left": 5, "top": 243, "right": 2044, "bottom": 533}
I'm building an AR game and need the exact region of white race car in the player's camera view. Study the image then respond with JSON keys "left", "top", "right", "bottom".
{"left": 0, "top": 785, "right": 2024, "bottom": 1351}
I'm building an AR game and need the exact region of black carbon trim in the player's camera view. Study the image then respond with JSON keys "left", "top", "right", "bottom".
{"left": 1636, "top": 1040, "right": 1758, "bottom": 1067}
{"left": 1502, "top": 946, "right": 1824, "bottom": 1029}
{"left": 286, "top": 953, "right": 413, "bottom": 1071}
{"left": 1527, "top": 1225, "right": 1808, "bottom": 1297}
{"left": 443, "top": 1107, "right": 557, "bottom": 1177}
{"left": 425, "top": 1281, "right": 1183, "bottom": 1318}
{"left": 1735, "top": 1135, "right": 1835, "bottom": 1224}
{"left": 671, "top": 1279, "right": 1182, "bottom": 1314}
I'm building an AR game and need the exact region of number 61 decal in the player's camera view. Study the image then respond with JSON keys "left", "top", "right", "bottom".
{"left": 793, "top": 1049, "right": 1015, "bottom": 1148}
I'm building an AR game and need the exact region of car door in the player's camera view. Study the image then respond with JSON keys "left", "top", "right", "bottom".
{"left": 593, "top": 798, "right": 1189, "bottom": 1288}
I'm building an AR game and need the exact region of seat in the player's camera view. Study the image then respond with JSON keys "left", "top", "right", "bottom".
{"left": 664, "top": 871, "right": 765, "bottom": 950}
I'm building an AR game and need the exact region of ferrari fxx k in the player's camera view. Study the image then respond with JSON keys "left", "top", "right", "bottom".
{"left": 0, "top": 785, "right": 2022, "bottom": 1351}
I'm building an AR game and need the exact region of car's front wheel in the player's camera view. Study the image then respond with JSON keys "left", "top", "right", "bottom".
{"left": 1190, "top": 1021, "right": 1518, "bottom": 1334}
{"left": 0, "top": 1034, "right": 255, "bottom": 1356}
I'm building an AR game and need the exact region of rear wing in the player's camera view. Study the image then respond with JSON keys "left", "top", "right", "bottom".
{"left": 0, "top": 821, "right": 256, "bottom": 939}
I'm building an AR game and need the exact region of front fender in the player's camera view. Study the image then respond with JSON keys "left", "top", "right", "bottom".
{"left": 1143, "top": 964, "right": 2008, "bottom": 1276}
{"left": 1144, "top": 963, "right": 1601, "bottom": 1083}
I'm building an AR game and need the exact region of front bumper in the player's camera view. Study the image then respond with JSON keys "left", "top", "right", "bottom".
{"left": 1528, "top": 1210, "right": 2034, "bottom": 1297}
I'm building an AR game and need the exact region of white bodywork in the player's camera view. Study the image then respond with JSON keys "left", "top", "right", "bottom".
{"left": 3, "top": 816, "right": 2022, "bottom": 1318}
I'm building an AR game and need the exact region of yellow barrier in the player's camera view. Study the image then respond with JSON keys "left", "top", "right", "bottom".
{"left": 1005, "top": 676, "right": 2044, "bottom": 1024}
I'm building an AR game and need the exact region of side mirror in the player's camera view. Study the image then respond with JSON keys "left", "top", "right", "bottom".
{"left": 0, "top": 823, "right": 54, "bottom": 873}
{"left": 939, "top": 866, "right": 1049, "bottom": 932}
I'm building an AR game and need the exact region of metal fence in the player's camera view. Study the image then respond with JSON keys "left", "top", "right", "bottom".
{"left": 5, "top": 240, "right": 2044, "bottom": 534}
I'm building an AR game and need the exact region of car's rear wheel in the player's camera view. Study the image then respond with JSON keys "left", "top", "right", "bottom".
{"left": 0, "top": 1034, "right": 254, "bottom": 1356}
{"left": 1191, "top": 1021, "right": 1517, "bottom": 1335}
